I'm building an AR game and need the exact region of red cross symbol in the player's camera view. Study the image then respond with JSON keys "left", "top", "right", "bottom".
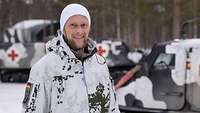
{"left": 98, "top": 46, "right": 106, "bottom": 56}
{"left": 8, "top": 50, "right": 18, "bottom": 61}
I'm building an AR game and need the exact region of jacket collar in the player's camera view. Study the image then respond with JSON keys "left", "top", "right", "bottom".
{"left": 46, "top": 31, "right": 97, "bottom": 61}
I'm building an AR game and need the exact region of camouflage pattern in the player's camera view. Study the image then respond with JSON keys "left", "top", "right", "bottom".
{"left": 4, "top": 19, "right": 200, "bottom": 113}
{"left": 115, "top": 39, "right": 200, "bottom": 113}
{"left": 0, "top": 42, "right": 45, "bottom": 69}
{"left": 0, "top": 20, "right": 58, "bottom": 69}
{"left": 0, "top": 20, "right": 58, "bottom": 82}
{"left": 22, "top": 34, "right": 120, "bottom": 113}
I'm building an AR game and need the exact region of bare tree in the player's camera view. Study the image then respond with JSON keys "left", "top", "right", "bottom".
{"left": 173, "top": 0, "right": 181, "bottom": 38}
{"left": 133, "top": 0, "right": 140, "bottom": 48}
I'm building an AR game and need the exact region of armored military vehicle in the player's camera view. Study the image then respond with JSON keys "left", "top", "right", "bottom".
{"left": 115, "top": 39, "right": 200, "bottom": 113}
{"left": 0, "top": 19, "right": 59, "bottom": 82}
{"left": 96, "top": 39, "right": 134, "bottom": 68}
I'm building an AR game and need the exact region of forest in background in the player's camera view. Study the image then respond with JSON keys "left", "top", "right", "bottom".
{"left": 0, "top": 0, "right": 200, "bottom": 50}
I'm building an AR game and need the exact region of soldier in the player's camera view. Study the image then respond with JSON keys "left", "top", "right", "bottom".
{"left": 22, "top": 3, "right": 120, "bottom": 113}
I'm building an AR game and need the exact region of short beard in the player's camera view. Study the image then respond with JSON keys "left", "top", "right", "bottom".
{"left": 67, "top": 38, "right": 88, "bottom": 50}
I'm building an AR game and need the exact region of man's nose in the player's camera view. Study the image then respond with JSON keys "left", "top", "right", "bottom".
{"left": 76, "top": 26, "right": 83, "bottom": 34}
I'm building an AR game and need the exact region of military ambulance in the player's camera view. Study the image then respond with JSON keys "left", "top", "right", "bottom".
{"left": 96, "top": 39, "right": 134, "bottom": 69}
{"left": 116, "top": 39, "right": 200, "bottom": 113}
{"left": 0, "top": 20, "right": 59, "bottom": 82}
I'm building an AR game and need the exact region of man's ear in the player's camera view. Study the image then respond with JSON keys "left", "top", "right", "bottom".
{"left": 63, "top": 29, "right": 67, "bottom": 38}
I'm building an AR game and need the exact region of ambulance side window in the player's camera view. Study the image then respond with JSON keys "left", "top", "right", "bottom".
{"left": 153, "top": 53, "right": 175, "bottom": 70}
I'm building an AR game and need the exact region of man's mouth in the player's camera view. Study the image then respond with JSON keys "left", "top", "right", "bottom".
{"left": 74, "top": 36, "right": 84, "bottom": 39}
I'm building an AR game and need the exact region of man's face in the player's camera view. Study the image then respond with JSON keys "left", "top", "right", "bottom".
{"left": 64, "top": 15, "right": 90, "bottom": 50}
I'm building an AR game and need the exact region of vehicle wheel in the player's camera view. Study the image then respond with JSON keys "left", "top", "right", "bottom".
{"left": 1, "top": 74, "right": 10, "bottom": 82}
{"left": 19, "top": 74, "right": 29, "bottom": 83}
{"left": 8, "top": 75, "right": 15, "bottom": 82}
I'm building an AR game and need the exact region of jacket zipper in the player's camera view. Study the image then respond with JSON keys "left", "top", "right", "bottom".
{"left": 82, "top": 61, "right": 90, "bottom": 112}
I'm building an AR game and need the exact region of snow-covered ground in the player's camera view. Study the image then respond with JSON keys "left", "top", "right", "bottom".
{"left": 0, "top": 82, "right": 26, "bottom": 113}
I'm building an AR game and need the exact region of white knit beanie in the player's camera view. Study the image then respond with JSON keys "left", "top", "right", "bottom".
{"left": 60, "top": 3, "right": 91, "bottom": 34}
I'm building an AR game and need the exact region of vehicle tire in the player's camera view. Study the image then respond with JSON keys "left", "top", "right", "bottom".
{"left": 1, "top": 74, "right": 10, "bottom": 82}
{"left": 19, "top": 74, "right": 29, "bottom": 83}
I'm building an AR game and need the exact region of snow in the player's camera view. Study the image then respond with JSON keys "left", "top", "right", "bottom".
{"left": 0, "top": 82, "right": 26, "bottom": 113}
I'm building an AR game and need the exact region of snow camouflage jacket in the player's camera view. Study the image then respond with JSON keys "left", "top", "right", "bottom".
{"left": 22, "top": 33, "right": 120, "bottom": 113}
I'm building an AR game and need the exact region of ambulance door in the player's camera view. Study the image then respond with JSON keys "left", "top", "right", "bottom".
{"left": 188, "top": 47, "right": 200, "bottom": 112}
{"left": 149, "top": 52, "right": 185, "bottom": 110}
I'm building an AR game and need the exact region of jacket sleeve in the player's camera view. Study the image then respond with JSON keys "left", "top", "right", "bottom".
{"left": 109, "top": 75, "right": 121, "bottom": 113}
{"left": 22, "top": 64, "right": 51, "bottom": 113}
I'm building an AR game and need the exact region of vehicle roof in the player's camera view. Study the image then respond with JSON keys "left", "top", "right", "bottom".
{"left": 10, "top": 19, "right": 53, "bottom": 30}
{"left": 155, "top": 39, "right": 200, "bottom": 49}
{"left": 170, "top": 39, "right": 200, "bottom": 48}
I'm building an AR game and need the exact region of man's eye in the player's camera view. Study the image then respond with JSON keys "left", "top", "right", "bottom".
{"left": 70, "top": 24, "right": 77, "bottom": 27}
{"left": 81, "top": 24, "right": 88, "bottom": 28}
